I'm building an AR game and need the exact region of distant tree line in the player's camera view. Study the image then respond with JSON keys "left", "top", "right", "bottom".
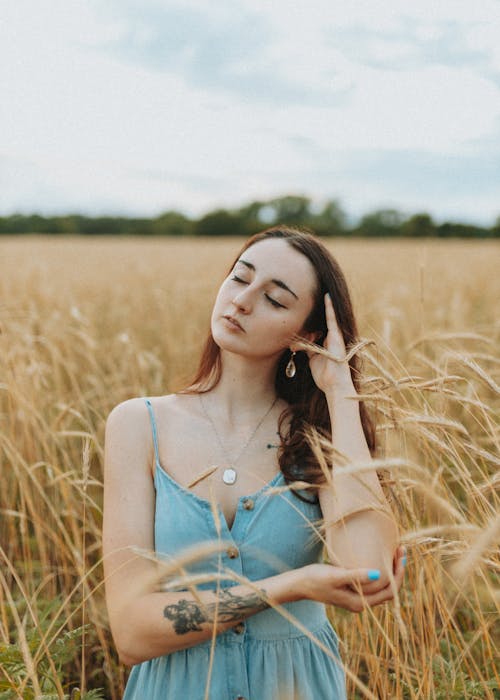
{"left": 0, "top": 195, "right": 498, "bottom": 237}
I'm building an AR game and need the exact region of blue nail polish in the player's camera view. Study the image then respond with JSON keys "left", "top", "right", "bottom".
{"left": 402, "top": 556, "right": 407, "bottom": 566}
{"left": 368, "top": 569, "right": 380, "bottom": 580}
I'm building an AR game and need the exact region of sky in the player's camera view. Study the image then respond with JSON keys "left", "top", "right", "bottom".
{"left": 1, "top": 0, "right": 500, "bottom": 226}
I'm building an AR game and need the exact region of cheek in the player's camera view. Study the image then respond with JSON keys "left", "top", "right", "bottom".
{"left": 279, "top": 314, "right": 305, "bottom": 330}
{"left": 266, "top": 317, "right": 302, "bottom": 343}
{"left": 210, "top": 289, "right": 225, "bottom": 324}
{"left": 212, "top": 283, "right": 228, "bottom": 308}
{"left": 276, "top": 313, "right": 311, "bottom": 342}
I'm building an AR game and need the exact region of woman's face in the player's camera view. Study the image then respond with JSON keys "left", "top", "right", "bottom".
{"left": 211, "top": 238, "right": 319, "bottom": 360}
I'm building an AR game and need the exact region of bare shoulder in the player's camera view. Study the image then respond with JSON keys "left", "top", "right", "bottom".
{"left": 147, "top": 392, "right": 204, "bottom": 423}
{"left": 106, "top": 395, "right": 150, "bottom": 426}
{"left": 105, "top": 394, "right": 178, "bottom": 436}
{"left": 104, "top": 397, "right": 158, "bottom": 476}
{"left": 105, "top": 397, "right": 146, "bottom": 450}
{"left": 104, "top": 394, "right": 198, "bottom": 463}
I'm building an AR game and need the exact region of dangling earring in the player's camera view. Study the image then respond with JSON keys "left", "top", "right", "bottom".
{"left": 285, "top": 351, "right": 296, "bottom": 378}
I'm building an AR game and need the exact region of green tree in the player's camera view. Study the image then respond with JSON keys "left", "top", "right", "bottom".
{"left": 401, "top": 213, "right": 436, "bottom": 237}
{"left": 152, "top": 210, "right": 193, "bottom": 236}
{"left": 355, "top": 209, "right": 404, "bottom": 237}
{"left": 491, "top": 215, "right": 500, "bottom": 237}
{"left": 232, "top": 200, "right": 268, "bottom": 236}
{"left": 436, "top": 222, "right": 490, "bottom": 238}
{"left": 310, "top": 199, "right": 347, "bottom": 236}
{"left": 265, "top": 195, "right": 312, "bottom": 226}
{"left": 194, "top": 209, "right": 246, "bottom": 236}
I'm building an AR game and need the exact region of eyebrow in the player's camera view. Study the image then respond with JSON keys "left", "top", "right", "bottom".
{"left": 236, "top": 258, "right": 299, "bottom": 300}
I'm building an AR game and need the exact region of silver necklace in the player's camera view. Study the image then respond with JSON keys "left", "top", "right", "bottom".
{"left": 199, "top": 393, "right": 278, "bottom": 485}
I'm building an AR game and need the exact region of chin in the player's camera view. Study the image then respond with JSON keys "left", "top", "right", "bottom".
{"left": 211, "top": 316, "right": 243, "bottom": 342}
{"left": 211, "top": 326, "right": 238, "bottom": 350}
{"left": 211, "top": 329, "right": 250, "bottom": 357}
{"left": 212, "top": 335, "right": 242, "bottom": 354}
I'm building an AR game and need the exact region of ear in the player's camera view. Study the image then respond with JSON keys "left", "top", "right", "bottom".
{"left": 290, "top": 330, "right": 322, "bottom": 352}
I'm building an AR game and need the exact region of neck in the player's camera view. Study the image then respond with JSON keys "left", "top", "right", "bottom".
{"left": 206, "top": 349, "right": 279, "bottom": 425}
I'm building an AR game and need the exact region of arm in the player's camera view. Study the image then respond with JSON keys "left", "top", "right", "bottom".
{"left": 319, "top": 377, "right": 400, "bottom": 586}
{"left": 304, "top": 293, "right": 400, "bottom": 589}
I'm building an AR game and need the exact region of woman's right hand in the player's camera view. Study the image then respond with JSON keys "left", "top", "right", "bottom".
{"left": 296, "top": 545, "right": 406, "bottom": 612}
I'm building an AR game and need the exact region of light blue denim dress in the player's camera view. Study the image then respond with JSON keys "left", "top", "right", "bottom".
{"left": 122, "top": 398, "right": 347, "bottom": 700}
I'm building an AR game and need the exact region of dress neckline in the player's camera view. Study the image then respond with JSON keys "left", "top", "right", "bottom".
{"left": 153, "top": 459, "right": 284, "bottom": 533}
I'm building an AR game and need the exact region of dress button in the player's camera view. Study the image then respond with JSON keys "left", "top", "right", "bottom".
{"left": 226, "top": 546, "right": 239, "bottom": 559}
{"left": 242, "top": 498, "right": 254, "bottom": 510}
{"left": 233, "top": 622, "right": 245, "bottom": 634}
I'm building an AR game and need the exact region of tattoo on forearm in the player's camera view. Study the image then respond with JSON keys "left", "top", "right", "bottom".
{"left": 163, "top": 587, "right": 269, "bottom": 635}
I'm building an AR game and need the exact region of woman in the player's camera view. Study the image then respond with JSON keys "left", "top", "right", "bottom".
{"left": 103, "top": 226, "right": 406, "bottom": 700}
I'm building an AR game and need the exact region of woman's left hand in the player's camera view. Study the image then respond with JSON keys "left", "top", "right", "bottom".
{"left": 306, "top": 293, "right": 353, "bottom": 395}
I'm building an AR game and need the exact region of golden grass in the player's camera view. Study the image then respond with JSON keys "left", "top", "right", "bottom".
{"left": 0, "top": 234, "right": 499, "bottom": 699}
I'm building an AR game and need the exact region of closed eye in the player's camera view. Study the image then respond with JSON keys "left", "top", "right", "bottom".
{"left": 265, "top": 294, "right": 285, "bottom": 309}
{"left": 230, "top": 275, "right": 247, "bottom": 284}
{"left": 230, "top": 275, "right": 286, "bottom": 309}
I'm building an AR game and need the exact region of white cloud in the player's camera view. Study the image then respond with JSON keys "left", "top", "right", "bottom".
{"left": 0, "top": 0, "right": 499, "bottom": 224}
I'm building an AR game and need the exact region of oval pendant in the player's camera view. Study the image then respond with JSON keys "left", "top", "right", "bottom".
{"left": 285, "top": 357, "right": 296, "bottom": 378}
{"left": 222, "top": 467, "right": 237, "bottom": 485}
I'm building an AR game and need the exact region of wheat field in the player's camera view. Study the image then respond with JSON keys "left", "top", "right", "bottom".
{"left": 0, "top": 234, "right": 499, "bottom": 699}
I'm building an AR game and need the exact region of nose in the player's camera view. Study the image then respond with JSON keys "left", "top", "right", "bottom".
{"left": 231, "top": 285, "right": 252, "bottom": 313}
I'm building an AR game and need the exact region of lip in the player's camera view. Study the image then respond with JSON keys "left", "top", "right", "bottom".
{"left": 223, "top": 315, "right": 245, "bottom": 331}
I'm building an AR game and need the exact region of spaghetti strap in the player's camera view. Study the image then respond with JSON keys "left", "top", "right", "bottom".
{"left": 144, "top": 398, "right": 160, "bottom": 466}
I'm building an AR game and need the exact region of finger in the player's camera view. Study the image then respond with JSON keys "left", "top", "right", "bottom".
{"left": 396, "top": 547, "right": 406, "bottom": 574}
{"left": 340, "top": 580, "right": 396, "bottom": 613}
{"left": 391, "top": 545, "right": 406, "bottom": 573}
{"left": 372, "top": 567, "right": 406, "bottom": 604}
{"left": 335, "top": 588, "right": 370, "bottom": 614}
{"left": 354, "top": 576, "right": 398, "bottom": 608}
{"left": 337, "top": 568, "right": 383, "bottom": 587}
{"left": 338, "top": 591, "right": 366, "bottom": 612}
{"left": 323, "top": 293, "right": 348, "bottom": 358}
{"left": 324, "top": 292, "right": 337, "bottom": 329}
{"left": 343, "top": 569, "right": 406, "bottom": 612}
{"left": 381, "top": 560, "right": 405, "bottom": 597}
{"left": 349, "top": 577, "right": 388, "bottom": 595}
{"left": 355, "top": 559, "right": 404, "bottom": 597}
{"left": 393, "top": 555, "right": 406, "bottom": 592}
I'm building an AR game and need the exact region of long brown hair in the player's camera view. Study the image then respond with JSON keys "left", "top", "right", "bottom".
{"left": 176, "top": 225, "right": 377, "bottom": 498}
